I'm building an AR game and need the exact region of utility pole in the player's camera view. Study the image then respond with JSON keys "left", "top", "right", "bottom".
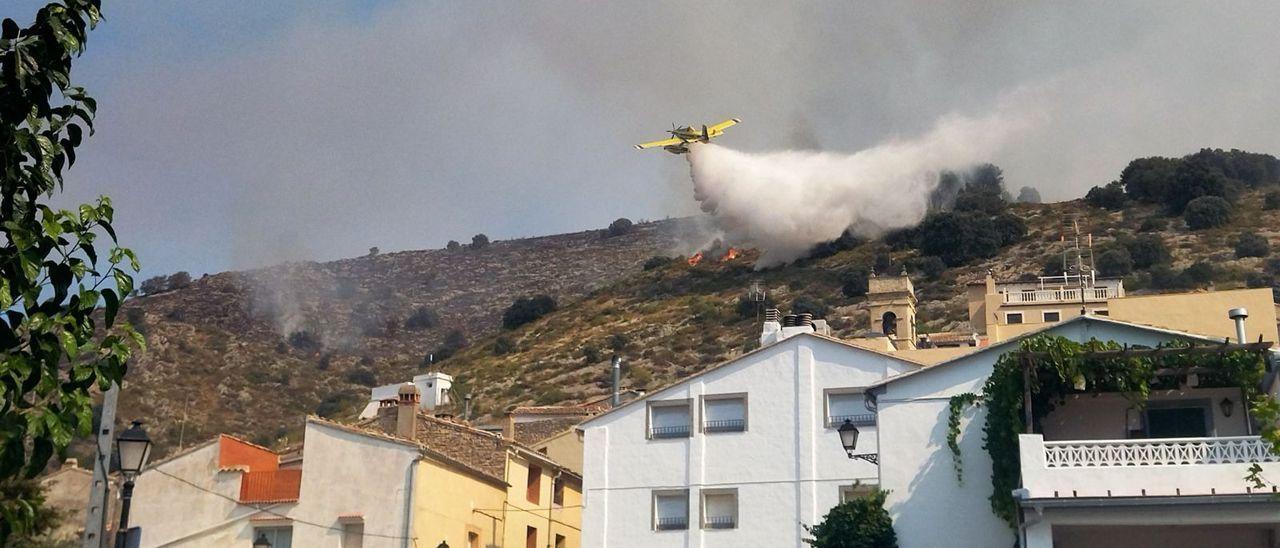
{"left": 83, "top": 383, "right": 119, "bottom": 548}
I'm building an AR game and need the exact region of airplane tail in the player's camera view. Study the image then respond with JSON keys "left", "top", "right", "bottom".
{"left": 702, "top": 125, "right": 709, "bottom": 141}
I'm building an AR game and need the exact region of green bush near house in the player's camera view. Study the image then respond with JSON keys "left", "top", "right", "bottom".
{"left": 803, "top": 488, "right": 898, "bottom": 548}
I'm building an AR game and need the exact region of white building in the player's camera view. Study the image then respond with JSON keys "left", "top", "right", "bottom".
{"left": 870, "top": 315, "right": 1280, "bottom": 548}
{"left": 579, "top": 323, "right": 921, "bottom": 547}
{"left": 130, "top": 419, "right": 420, "bottom": 547}
{"left": 358, "top": 371, "right": 453, "bottom": 419}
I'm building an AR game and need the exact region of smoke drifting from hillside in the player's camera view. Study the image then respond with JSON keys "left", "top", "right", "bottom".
{"left": 687, "top": 108, "right": 1036, "bottom": 266}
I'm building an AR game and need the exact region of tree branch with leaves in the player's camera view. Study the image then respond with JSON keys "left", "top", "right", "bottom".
{"left": 1, "top": 1, "right": 144, "bottom": 541}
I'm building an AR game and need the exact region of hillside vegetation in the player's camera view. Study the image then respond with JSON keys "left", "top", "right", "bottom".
{"left": 102, "top": 149, "right": 1280, "bottom": 458}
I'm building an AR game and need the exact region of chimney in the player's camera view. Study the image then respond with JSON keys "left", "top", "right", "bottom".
{"left": 611, "top": 354, "right": 623, "bottom": 408}
{"left": 395, "top": 382, "right": 420, "bottom": 439}
{"left": 1229, "top": 307, "right": 1249, "bottom": 343}
{"left": 463, "top": 394, "right": 473, "bottom": 421}
{"left": 503, "top": 412, "right": 515, "bottom": 440}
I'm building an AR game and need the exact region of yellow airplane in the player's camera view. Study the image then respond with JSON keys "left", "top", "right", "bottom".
{"left": 634, "top": 118, "right": 741, "bottom": 154}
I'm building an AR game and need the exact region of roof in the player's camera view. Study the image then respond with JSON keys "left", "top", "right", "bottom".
{"left": 580, "top": 330, "right": 926, "bottom": 427}
{"left": 239, "top": 469, "right": 302, "bottom": 504}
{"left": 865, "top": 315, "right": 1239, "bottom": 392}
{"left": 514, "top": 417, "right": 583, "bottom": 445}
{"left": 314, "top": 410, "right": 581, "bottom": 486}
{"left": 218, "top": 434, "right": 280, "bottom": 472}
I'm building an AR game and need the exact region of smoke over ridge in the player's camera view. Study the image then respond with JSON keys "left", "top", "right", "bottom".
{"left": 688, "top": 107, "right": 1037, "bottom": 265}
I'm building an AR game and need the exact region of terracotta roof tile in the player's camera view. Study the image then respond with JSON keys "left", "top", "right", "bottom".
{"left": 239, "top": 469, "right": 301, "bottom": 503}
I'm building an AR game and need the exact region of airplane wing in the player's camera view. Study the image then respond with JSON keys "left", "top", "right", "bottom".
{"left": 634, "top": 137, "right": 684, "bottom": 150}
{"left": 707, "top": 118, "right": 741, "bottom": 133}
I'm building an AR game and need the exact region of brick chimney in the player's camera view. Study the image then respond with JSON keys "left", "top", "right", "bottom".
{"left": 503, "top": 411, "right": 516, "bottom": 441}
{"left": 395, "top": 382, "right": 420, "bottom": 439}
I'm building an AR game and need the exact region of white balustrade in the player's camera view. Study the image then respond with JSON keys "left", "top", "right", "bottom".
{"left": 1043, "top": 436, "right": 1280, "bottom": 468}
{"left": 1003, "top": 287, "right": 1116, "bottom": 304}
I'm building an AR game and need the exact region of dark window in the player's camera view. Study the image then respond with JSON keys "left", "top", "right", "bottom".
{"left": 881, "top": 311, "right": 898, "bottom": 337}
{"left": 468, "top": 532, "right": 480, "bottom": 548}
{"left": 1007, "top": 312, "right": 1024, "bottom": 324}
{"left": 1094, "top": 309, "right": 1110, "bottom": 316}
{"left": 553, "top": 476, "right": 565, "bottom": 506}
{"left": 555, "top": 534, "right": 566, "bottom": 548}
{"left": 1043, "top": 311, "right": 1061, "bottom": 322}
{"left": 1147, "top": 407, "right": 1208, "bottom": 438}
{"left": 526, "top": 465, "right": 541, "bottom": 504}
{"left": 526, "top": 526, "right": 537, "bottom": 548}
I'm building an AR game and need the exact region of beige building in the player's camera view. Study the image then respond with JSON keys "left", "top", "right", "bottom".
{"left": 837, "top": 270, "right": 1278, "bottom": 367}
{"left": 969, "top": 272, "right": 1277, "bottom": 343}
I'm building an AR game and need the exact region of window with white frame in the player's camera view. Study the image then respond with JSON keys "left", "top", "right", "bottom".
{"left": 648, "top": 401, "right": 692, "bottom": 439}
{"left": 826, "top": 390, "right": 872, "bottom": 427}
{"left": 1006, "top": 312, "right": 1024, "bottom": 324}
{"left": 1042, "top": 311, "right": 1061, "bottom": 322}
{"left": 653, "top": 490, "right": 689, "bottom": 530}
{"left": 701, "top": 489, "right": 738, "bottom": 529}
{"left": 702, "top": 394, "right": 746, "bottom": 433}
{"left": 254, "top": 526, "right": 293, "bottom": 548}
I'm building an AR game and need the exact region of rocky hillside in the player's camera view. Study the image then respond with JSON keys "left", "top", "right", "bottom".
{"left": 100, "top": 184, "right": 1280, "bottom": 460}
{"left": 107, "top": 221, "right": 689, "bottom": 454}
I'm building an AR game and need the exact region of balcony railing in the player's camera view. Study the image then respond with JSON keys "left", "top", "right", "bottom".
{"left": 704, "top": 419, "right": 746, "bottom": 433}
{"left": 650, "top": 425, "right": 692, "bottom": 439}
{"left": 1043, "top": 436, "right": 1280, "bottom": 468}
{"left": 1003, "top": 286, "right": 1116, "bottom": 304}
{"left": 829, "top": 413, "right": 876, "bottom": 427}
{"left": 703, "top": 516, "right": 736, "bottom": 529}
{"left": 655, "top": 517, "right": 688, "bottom": 530}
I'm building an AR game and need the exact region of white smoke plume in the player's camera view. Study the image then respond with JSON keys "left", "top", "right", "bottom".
{"left": 687, "top": 108, "right": 1039, "bottom": 266}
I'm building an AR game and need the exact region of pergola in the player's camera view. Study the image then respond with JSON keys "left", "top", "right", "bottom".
{"left": 1015, "top": 338, "right": 1275, "bottom": 433}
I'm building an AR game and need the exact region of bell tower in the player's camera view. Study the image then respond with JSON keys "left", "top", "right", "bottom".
{"left": 866, "top": 268, "right": 918, "bottom": 349}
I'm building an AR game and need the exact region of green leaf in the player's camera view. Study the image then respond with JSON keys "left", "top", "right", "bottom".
{"left": 59, "top": 330, "right": 79, "bottom": 358}
{"left": 102, "top": 288, "right": 119, "bottom": 327}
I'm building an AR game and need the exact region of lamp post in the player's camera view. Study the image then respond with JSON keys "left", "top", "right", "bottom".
{"left": 114, "top": 420, "right": 152, "bottom": 548}
{"left": 253, "top": 532, "right": 273, "bottom": 548}
{"left": 838, "top": 419, "right": 878, "bottom": 464}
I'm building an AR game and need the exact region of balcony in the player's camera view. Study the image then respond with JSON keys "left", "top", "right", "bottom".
{"left": 1002, "top": 286, "right": 1117, "bottom": 304}
{"left": 1019, "top": 434, "right": 1280, "bottom": 499}
{"left": 828, "top": 413, "right": 875, "bottom": 427}
{"left": 703, "top": 419, "right": 746, "bottom": 433}
{"left": 650, "top": 425, "right": 691, "bottom": 439}
{"left": 703, "top": 515, "right": 735, "bottom": 529}
{"left": 655, "top": 517, "right": 688, "bottom": 531}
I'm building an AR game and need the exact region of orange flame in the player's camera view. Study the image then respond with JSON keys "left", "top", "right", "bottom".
{"left": 687, "top": 252, "right": 704, "bottom": 266}
{"left": 721, "top": 247, "right": 740, "bottom": 262}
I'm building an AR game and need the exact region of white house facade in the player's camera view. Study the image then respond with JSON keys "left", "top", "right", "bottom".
{"left": 870, "top": 316, "right": 1280, "bottom": 548}
{"left": 130, "top": 419, "right": 420, "bottom": 547}
{"left": 580, "top": 329, "right": 920, "bottom": 548}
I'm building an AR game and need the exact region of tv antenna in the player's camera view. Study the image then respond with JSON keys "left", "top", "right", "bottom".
{"left": 748, "top": 281, "right": 767, "bottom": 321}
{"left": 1059, "top": 214, "right": 1095, "bottom": 314}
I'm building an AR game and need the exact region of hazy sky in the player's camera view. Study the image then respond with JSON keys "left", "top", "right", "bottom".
{"left": 6, "top": 1, "right": 1280, "bottom": 277}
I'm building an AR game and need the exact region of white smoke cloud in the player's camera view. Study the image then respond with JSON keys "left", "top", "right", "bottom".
{"left": 687, "top": 106, "right": 1039, "bottom": 266}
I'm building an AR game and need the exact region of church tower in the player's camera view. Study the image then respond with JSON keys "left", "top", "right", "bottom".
{"left": 866, "top": 268, "right": 918, "bottom": 349}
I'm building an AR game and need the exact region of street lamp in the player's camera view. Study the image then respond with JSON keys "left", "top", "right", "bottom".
{"left": 1220, "top": 397, "right": 1235, "bottom": 418}
{"left": 114, "top": 420, "right": 152, "bottom": 548}
{"left": 838, "top": 419, "right": 878, "bottom": 465}
{"left": 253, "top": 532, "right": 273, "bottom": 548}
{"left": 436, "top": 542, "right": 450, "bottom": 548}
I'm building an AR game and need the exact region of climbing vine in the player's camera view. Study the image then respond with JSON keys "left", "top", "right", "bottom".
{"left": 946, "top": 335, "right": 1277, "bottom": 527}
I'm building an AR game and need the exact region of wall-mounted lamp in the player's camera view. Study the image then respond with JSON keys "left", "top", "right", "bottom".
{"left": 1220, "top": 397, "right": 1235, "bottom": 418}
{"left": 838, "top": 420, "right": 879, "bottom": 465}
